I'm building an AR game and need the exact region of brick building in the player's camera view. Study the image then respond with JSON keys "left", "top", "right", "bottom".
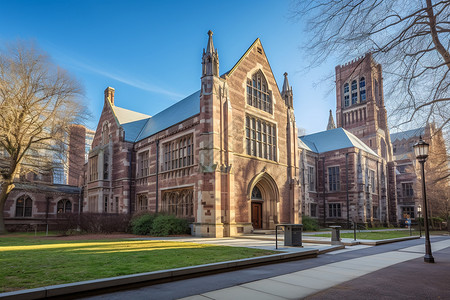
{"left": 391, "top": 123, "right": 449, "bottom": 223}
{"left": 299, "top": 53, "right": 448, "bottom": 227}
{"left": 83, "top": 31, "right": 300, "bottom": 237}
{"left": 2, "top": 125, "right": 92, "bottom": 230}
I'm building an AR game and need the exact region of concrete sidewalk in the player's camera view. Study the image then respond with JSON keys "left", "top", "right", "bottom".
{"left": 178, "top": 238, "right": 450, "bottom": 300}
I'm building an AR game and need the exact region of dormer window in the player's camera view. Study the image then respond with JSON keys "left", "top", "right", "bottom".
{"left": 247, "top": 71, "right": 272, "bottom": 113}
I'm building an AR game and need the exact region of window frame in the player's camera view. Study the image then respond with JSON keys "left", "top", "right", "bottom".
{"left": 246, "top": 115, "right": 277, "bottom": 161}
{"left": 15, "top": 195, "right": 33, "bottom": 217}
{"left": 328, "top": 166, "right": 340, "bottom": 192}
{"left": 328, "top": 203, "right": 342, "bottom": 218}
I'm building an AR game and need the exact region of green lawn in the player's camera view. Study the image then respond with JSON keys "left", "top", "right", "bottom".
{"left": 0, "top": 236, "right": 276, "bottom": 292}
{"left": 314, "top": 231, "right": 418, "bottom": 240}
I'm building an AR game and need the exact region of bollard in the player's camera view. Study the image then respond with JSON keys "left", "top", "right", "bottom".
{"left": 330, "top": 225, "right": 342, "bottom": 245}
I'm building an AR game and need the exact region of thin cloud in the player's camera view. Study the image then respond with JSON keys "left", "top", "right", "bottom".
{"left": 75, "top": 61, "right": 185, "bottom": 100}
{"left": 44, "top": 42, "right": 184, "bottom": 100}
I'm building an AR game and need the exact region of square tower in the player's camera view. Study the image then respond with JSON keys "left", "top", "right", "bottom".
{"left": 335, "top": 53, "right": 393, "bottom": 162}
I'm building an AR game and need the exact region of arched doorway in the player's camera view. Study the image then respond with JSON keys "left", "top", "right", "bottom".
{"left": 248, "top": 172, "right": 279, "bottom": 230}
{"left": 251, "top": 186, "right": 263, "bottom": 229}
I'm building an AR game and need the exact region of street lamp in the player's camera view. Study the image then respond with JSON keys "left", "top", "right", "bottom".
{"left": 413, "top": 136, "right": 434, "bottom": 263}
{"left": 417, "top": 204, "right": 422, "bottom": 238}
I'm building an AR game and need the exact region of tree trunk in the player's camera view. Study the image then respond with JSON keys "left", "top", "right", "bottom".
{"left": 0, "top": 181, "right": 14, "bottom": 234}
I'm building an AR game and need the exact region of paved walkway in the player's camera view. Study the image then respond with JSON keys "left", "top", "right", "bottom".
{"left": 179, "top": 239, "right": 450, "bottom": 299}
{"left": 81, "top": 236, "right": 450, "bottom": 300}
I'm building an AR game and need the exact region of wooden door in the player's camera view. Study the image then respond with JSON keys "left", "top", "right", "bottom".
{"left": 251, "top": 202, "right": 262, "bottom": 229}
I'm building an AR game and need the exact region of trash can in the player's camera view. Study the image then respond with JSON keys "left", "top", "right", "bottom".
{"left": 330, "top": 225, "right": 342, "bottom": 245}
{"left": 284, "top": 224, "right": 303, "bottom": 247}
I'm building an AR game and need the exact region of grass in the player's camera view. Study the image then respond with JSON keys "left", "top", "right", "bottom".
{"left": 313, "top": 231, "right": 419, "bottom": 240}
{"left": 0, "top": 236, "right": 276, "bottom": 293}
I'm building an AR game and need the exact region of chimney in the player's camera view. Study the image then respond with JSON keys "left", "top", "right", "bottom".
{"left": 104, "top": 87, "right": 115, "bottom": 106}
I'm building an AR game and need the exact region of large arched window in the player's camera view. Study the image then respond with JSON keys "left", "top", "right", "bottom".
{"left": 360, "top": 77, "right": 366, "bottom": 102}
{"left": 247, "top": 71, "right": 272, "bottom": 113}
{"left": 15, "top": 196, "right": 32, "bottom": 217}
{"left": 57, "top": 199, "right": 72, "bottom": 214}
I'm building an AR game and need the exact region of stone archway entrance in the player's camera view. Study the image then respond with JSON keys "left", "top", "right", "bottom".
{"left": 248, "top": 172, "right": 279, "bottom": 230}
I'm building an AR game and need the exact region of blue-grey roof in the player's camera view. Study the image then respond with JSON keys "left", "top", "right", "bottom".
{"left": 299, "top": 128, "right": 378, "bottom": 156}
{"left": 390, "top": 127, "right": 425, "bottom": 142}
{"left": 111, "top": 90, "right": 200, "bottom": 142}
{"left": 136, "top": 90, "right": 200, "bottom": 141}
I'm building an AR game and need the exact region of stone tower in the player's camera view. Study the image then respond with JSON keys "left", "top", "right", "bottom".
{"left": 335, "top": 53, "right": 398, "bottom": 225}
{"left": 335, "top": 53, "right": 393, "bottom": 161}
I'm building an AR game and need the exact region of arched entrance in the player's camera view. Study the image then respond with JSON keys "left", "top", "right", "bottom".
{"left": 248, "top": 172, "right": 279, "bottom": 230}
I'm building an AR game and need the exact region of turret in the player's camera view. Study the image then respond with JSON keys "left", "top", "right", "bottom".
{"left": 202, "top": 30, "right": 219, "bottom": 77}
{"left": 281, "top": 72, "right": 293, "bottom": 108}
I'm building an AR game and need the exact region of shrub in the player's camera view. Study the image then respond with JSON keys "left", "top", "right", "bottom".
{"left": 130, "top": 213, "right": 156, "bottom": 235}
{"left": 301, "top": 215, "right": 319, "bottom": 231}
{"left": 150, "top": 215, "right": 191, "bottom": 237}
{"left": 79, "top": 213, "right": 130, "bottom": 233}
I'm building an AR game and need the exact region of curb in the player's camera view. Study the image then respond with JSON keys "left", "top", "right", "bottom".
{"left": 0, "top": 249, "right": 318, "bottom": 300}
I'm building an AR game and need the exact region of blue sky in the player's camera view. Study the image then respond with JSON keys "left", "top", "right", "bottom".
{"left": 0, "top": 0, "right": 339, "bottom": 134}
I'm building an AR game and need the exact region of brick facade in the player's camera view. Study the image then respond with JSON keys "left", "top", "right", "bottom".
{"left": 83, "top": 33, "right": 300, "bottom": 237}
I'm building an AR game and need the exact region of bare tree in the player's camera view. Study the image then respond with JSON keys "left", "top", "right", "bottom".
{"left": 293, "top": 0, "right": 450, "bottom": 131}
{"left": 0, "top": 41, "right": 86, "bottom": 233}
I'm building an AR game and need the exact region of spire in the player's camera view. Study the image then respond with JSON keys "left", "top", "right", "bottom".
{"left": 202, "top": 30, "right": 219, "bottom": 77}
{"left": 281, "top": 72, "right": 293, "bottom": 108}
{"left": 206, "top": 30, "right": 215, "bottom": 55}
{"left": 327, "top": 109, "right": 336, "bottom": 130}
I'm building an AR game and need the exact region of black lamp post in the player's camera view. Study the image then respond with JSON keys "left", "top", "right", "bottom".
{"left": 413, "top": 136, "right": 434, "bottom": 263}
{"left": 417, "top": 204, "right": 422, "bottom": 238}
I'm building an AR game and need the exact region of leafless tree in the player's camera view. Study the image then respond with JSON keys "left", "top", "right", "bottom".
{"left": 293, "top": 0, "right": 450, "bottom": 132}
{"left": 0, "top": 41, "right": 86, "bottom": 233}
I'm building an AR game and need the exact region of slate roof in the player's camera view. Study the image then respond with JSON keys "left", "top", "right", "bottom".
{"left": 390, "top": 127, "right": 425, "bottom": 142}
{"left": 299, "top": 127, "right": 378, "bottom": 156}
{"left": 111, "top": 90, "right": 201, "bottom": 142}
{"left": 14, "top": 183, "right": 81, "bottom": 194}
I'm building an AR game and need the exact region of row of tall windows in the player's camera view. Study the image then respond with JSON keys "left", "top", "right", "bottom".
{"left": 162, "top": 135, "right": 194, "bottom": 171}
{"left": 15, "top": 197, "right": 73, "bottom": 217}
{"left": 343, "top": 77, "right": 366, "bottom": 107}
{"left": 161, "top": 189, "right": 194, "bottom": 219}
{"left": 247, "top": 71, "right": 272, "bottom": 113}
{"left": 245, "top": 116, "right": 277, "bottom": 161}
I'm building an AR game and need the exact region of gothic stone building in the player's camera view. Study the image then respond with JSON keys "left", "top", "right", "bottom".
{"left": 84, "top": 31, "right": 300, "bottom": 237}
{"left": 299, "top": 53, "right": 397, "bottom": 227}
